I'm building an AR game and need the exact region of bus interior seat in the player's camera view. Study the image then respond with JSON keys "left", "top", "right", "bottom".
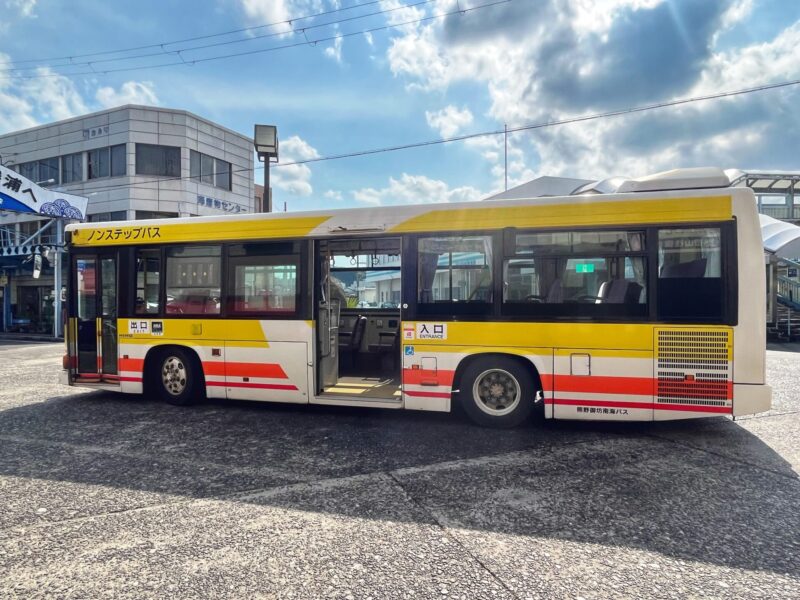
{"left": 368, "top": 324, "right": 400, "bottom": 372}
{"left": 546, "top": 279, "right": 564, "bottom": 303}
{"left": 660, "top": 258, "right": 707, "bottom": 278}
{"left": 338, "top": 315, "right": 367, "bottom": 368}
{"left": 602, "top": 279, "right": 643, "bottom": 304}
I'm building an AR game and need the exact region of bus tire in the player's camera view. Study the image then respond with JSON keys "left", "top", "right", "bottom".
{"left": 458, "top": 356, "right": 536, "bottom": 428}
{"left": 151, "top": 347, "right": 203, "bottom": 406}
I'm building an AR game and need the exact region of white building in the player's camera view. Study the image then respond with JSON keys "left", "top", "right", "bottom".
{"left": 0, "top": 105, "right": 255, "bottom": 334}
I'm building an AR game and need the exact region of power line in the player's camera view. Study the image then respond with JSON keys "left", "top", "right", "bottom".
{"left": 274, "top": 78, "right": 800, "bottom": 167}
{"left": 2, "top": 0, "right": 438, "bottom": 74}
{"left": 0, "top": 0, "right": 511, "bottom": 81}
{"left": 0, "top": 0, "right": 385, "bottom": 67}
{"left": 66, "top": 77, "right": 800, "bottom": 196}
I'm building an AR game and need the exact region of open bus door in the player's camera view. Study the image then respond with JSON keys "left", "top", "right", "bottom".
{"left": 71, "top": 252, "right": 118, "bottom": 382}
{"left": 316, "top": 245, "right": 340, "bottom": 391}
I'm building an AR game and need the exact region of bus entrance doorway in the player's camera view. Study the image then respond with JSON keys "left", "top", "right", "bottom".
{"left": 71, "top": 252, "right": 118, "bottom": 382}
{"left": 316, "top": 238, "right": 402, "bottom": 401}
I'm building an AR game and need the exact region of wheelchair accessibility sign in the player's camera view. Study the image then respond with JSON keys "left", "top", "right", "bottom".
{"left": 404, "top": 346, "right": 415, "bottom": 356}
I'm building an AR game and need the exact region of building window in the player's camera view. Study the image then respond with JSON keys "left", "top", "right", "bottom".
{"left": 136, "top": 144, "right": 180, "bottom": 177}
{"left": 135, "top": 211, "right": 177, "bottom": 220}
{"left": 190, "top": 150, "right": 231, "bottom": 191}
{"left": 215, "top": 158, "right": 231, "bottom": 190}
{"left": 88, "top": 211, "right": 127, "bottom": 223}
{"left": 19, "top": 162, "right": 36, "bottom": 180}
{"left": 18, "top": 158, "right": 59, "bottom": 186}
{"left": 165, "top": 245, "right": 221, "bottom": 315}
{"left": 111, "top": 144, "right": 126, "bottom": 177}
{"left": 62, "top": 153, "right": 83, "bottom": 184}
{"left": 88, "top": 148, "right": 110, "bottom": 179}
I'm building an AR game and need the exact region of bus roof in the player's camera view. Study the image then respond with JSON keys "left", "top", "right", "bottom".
{"left": 66, "top": 184, "right": 748, "bottom": 248}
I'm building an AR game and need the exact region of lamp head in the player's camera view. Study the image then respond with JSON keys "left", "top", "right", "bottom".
{"left": 254, "top": 124, "right": 278, "bottom": 157}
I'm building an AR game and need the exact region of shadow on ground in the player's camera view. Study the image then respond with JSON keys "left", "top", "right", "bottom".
{"left": 0, "top": 390, "right": 798, "bottom": 580}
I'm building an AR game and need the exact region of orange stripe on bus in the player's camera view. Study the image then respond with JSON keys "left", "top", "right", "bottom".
{"left": 202, "top": 361, "right": 288, "bottom": 379}
{"left": 402, "top": 369, "right": 455, "bottom": 387}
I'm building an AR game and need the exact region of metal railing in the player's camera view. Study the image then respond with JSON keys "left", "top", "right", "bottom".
{"left": 777, "top": 276, "right": 800, "bottom": 310}
{"left": 759, "top": 205, "right": 800, "bottom": 220}
{"left": 0, "top": 221, "right": 58, "bottom": 251}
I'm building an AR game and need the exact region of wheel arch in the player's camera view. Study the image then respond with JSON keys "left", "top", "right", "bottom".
{"left": 143, "top": 344, "right": 206, "bottom": 394}
{"left": 452, "top": 351, "right": 544, "bottom": 398}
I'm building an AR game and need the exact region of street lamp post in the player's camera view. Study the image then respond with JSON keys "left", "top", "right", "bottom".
{"left": 254, "top": 124, "right": 279, "bottom": 213}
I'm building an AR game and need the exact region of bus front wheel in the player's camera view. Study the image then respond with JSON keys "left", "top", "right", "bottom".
{"left": 151, "top": 348, "right": 203, "bottom": 406}
{"left": 458, "top": 357, "right": 536, "bottom": 428}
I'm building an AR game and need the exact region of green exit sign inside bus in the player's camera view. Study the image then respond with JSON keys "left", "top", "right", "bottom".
{"left": 575, "top": 263, "right": 595, "bottom": 273}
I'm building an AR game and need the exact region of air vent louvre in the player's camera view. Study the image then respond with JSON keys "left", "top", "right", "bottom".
{"left": 656, "top": 329, "right": 732, "bottom": 408}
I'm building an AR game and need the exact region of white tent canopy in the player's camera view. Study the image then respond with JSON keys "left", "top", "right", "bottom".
{"left": 760, "top": 214, "right": 800, "bottom": 259}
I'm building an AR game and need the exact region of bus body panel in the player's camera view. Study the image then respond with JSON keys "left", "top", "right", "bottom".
{"left": 62, "top": 183, "right": 772, "bottom": 424}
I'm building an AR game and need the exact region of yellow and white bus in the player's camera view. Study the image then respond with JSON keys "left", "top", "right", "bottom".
{"left": 60, "top": 168, "right": 771, "bottom": 427}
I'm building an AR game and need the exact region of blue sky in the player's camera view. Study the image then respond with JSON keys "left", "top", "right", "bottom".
{"left": 0, "top": 0, "right": 799, "bottom": 211}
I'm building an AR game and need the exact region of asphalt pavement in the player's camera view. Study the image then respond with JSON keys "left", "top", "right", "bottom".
{"left": 0, "top": 340, "right": 797, "bottom": 599}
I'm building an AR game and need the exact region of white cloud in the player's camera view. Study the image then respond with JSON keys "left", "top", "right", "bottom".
{"left": 324, "top": 189, "right": 343, "bottom": 201}
{"left": 234, "top": 0, "right": 324, "bottom": 35}
{"left": 385, "top": 0, "right": 800, "bottom": 180}
{"left": 271, "top": 135, "right": 320, "bottom": 197}
{"left": 425, "top": 105, "right": 473, "bottom": 137}
{"left": 4, "top": 0, "right": 37, "bottom": 18}
{"left": 324, "top": 34, "right": 344, "bottom": 63}
{"left": 96, "top": 81, "right": 159, "bottom": 109}
{"left": 0, "top": 54, "right": 84, "bottom": 132}
{"left": 0, "top": 53, "right": 162, "bottom": 135}
{"left": 25, "top": 69, "right": 88, "bottom": 121}
{"left": 352, "top": 173, "right": 483, "bottom": 206}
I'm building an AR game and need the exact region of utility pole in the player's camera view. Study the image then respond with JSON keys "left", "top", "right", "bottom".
{"left": 504, "top": 123, "right": 508, "bottom": 191}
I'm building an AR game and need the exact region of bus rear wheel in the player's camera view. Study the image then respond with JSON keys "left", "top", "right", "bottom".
{"left": 458, "top": 357, "right": 536, "bottom": 428}
{"left": 151, "top": 348, "right": 203, "bottom": 406}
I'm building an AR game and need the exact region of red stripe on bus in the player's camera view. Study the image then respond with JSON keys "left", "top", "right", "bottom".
{"left": 553, "top": 398, "right": 732, "bottom": 413}
{"left": 202, "top": 362, "right": 288, "bottom": 379}
{"left": 119, "top": 376, "right": 143, "bottom": 383}
{"left": 540, "top": 374, "right": 554, "bottom": 390}
{"left": 555, "top": 375, "right": 654, "bottom": 396}
{"left": 404, "top": 390, "right": 452, "bottom": 399}
{"left": 206, "top": 381, "right": 298, "bottom": 391}
{"left": 402, "top": 369, "right": 455, "bottom": 387}
{"left": 555, "top": 377, "right": 732, "bottom": 399}
{"left": 118, "top": 358, "right": 144, "bottom": 372}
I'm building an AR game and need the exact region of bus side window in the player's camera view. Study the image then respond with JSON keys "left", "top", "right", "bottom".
{"left": 135, "top": 249, "right": 161, "bottom": 315}
{"left": 417, "top": 236, "right": 493, "bottom": 304}
{"left": 165, "top": 245, "right": 222, "bottom": 315}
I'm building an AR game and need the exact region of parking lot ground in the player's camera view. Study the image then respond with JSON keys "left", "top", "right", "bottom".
{"left": 0, "top": 341, "right": 798, "bottom": 599}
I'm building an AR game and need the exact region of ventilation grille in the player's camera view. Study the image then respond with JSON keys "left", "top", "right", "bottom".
{"left": 656, "top": 329, "right": 731, "bottom": 407}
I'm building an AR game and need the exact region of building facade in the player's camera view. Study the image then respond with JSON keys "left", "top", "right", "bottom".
{"left": 0, "top": 105, "right": 254, "bottom": 334}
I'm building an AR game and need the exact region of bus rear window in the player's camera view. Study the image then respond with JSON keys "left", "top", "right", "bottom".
{"left": 657, "top": 228, "right": 723, "bottom": 321}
